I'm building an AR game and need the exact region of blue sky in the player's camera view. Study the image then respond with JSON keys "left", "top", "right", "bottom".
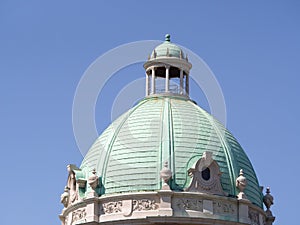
{"left": 1, "top": 1, "right": 299, "bottom": 224}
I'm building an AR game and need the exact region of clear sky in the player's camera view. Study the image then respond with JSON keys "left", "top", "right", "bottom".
{"left": 1, "top": 1, "right": 299, "bottom": 224}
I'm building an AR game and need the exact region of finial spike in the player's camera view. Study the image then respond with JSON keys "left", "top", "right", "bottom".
{"left": 165, "top": 34, "right": 170, "bottom": 42}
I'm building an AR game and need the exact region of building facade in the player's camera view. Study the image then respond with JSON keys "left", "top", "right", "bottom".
{"left": 59, "top": 35, "right": 275, "bottom": 225}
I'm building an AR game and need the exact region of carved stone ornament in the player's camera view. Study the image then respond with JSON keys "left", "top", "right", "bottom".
{"left": 67, "top": 164, "right": 79, "bottom": 204}
{"left": 103, "top": 201, "right": 122, "bottom": 214}
{"left": 263, "top": 187, "right": 274, "bottom": 212}
{"left": 175, "top": 198, "right": 203, "bottom": 211}
{"left": 214, "top": 202, "right": 236, "bottom": 215}
{"left": 71, "top": 208, "right": 86, "bottom": 224}
{"left": 160, "top": 161, "right": 172, "bottom": 190}
{"left": 88, "top": 168, "right": 99, "bottom": 190}
{"left": 133, "top": 199, "right": 158, "bottom": 211}
{"left": 60, "top": 186, "right": 70, "bottom": 208}
{"left": 76, "top": 179, "right": 87, "bottom": 188}
{"left": 248, "top": 208, "right": 259, "bottom": 225}
{"left": 263, "top": 187, "right": 275, "bottom": 225}
{"left": 186, "top": 151, "right": 226, "bottom": 196}
{"left": 64, "top": 215, "right": 68, "bottom": 225}
{"left": 236, "top": 169, "right": 248, "bottom": 200}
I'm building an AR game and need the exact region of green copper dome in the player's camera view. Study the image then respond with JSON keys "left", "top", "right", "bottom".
{"left": 81, "top": 96, "right": 263, "bottom": 208}
{"left": 151, "top": 34, "right": 184, "bottom": 58}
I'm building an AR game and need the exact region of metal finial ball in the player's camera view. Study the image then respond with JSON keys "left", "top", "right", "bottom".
{"left": 165, "top": 34, "right": 170, "bottom": 42}
{"left": 239, "top": 169, "right": 244, "bottom": 175}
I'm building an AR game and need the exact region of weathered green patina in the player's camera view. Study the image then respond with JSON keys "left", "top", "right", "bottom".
{"left": 152, "top": 34, "right": 184, "bottom": 58}
{"left": 80, "top": 95, "right": 263, "bottom": 208}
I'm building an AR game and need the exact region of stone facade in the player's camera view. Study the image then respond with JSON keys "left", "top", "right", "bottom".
{"left": 60, "top": 151, "right": 275, "bottom": 225}
{"left": 59, "top": 191, "right": 266, "bottom": 225}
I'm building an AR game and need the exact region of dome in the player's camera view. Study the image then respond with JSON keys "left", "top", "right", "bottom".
{"left": 151, "top": 34, "right": 184, "bottom": 59}
{"left": 81, "top": 95, "right": 263, "bottom": 207}
{"left": 60, "top": 35, "right": 275, "bottom": 225}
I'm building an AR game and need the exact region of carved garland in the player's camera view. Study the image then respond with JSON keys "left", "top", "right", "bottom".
{"left": 248, "top": 208, "right": 260, "bottom": 225}
{"left": 213, "top": 202, "right": 236, "bottom": 215}
{"left": 102, "top": 199, "right": 158, "bottom": 215}
{"left": 71, "top": 208, "right": 86, "bottom": 224}
{"left": 175, "top": 198, "right": 203, "bottom": 211}
{"left": 103, "top": 201, "right": 122, "bottom": 214}
{"left": 133, "top": 199, "right": 158, "bottom": 211}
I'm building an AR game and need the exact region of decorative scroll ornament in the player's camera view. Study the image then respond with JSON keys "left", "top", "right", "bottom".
{"left": 236, "top": 169, "right": 247, "bottom": 200}
{"left": 263, "top": 187, "right": 275, "bottom": 225}
{"left": 60, "top": 186, "right": 70, "bottom": 208}
{"left": 186, "top": 151, "right": 226, "bottom": 196}
{"left": 160, "top": 161, "right": 172, "bottom": 190}
{"left": 214, "top": 202, "right": 236, "bottom": 215}
{"left": 71, "top": 208, "right": 86, "bottom": 224}
{"left": 133, "top": 199, "right": 158, "bottom": 211}
{"left": 175, "top": 198, "right": 203, "bottom": 211}
{"left": 103, "top": 201, "right": 122, "bottom": 214}
{"left": 248, "top": 208, "right": 259, "bottom": 225}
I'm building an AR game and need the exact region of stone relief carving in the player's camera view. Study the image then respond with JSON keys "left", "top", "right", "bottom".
{"left": 133, "top": 199, "right": 158, "bottom": 211}
{"left": 175, "top": 198, "right": 203, "bottom": 211}
{"left": 71, "top": 208, "right": 86, "bottom": 224}
{"left": 103, "top": 201, "right": 123, "bottom": 214}
{"left": 213, "top": 202, "right": 236, "bottom": 215}
{"left": 186, "top": 151, "right": 226, "bottom": 196}
{"left": 248, "top": 208, "right": 259, "bottom": 225}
